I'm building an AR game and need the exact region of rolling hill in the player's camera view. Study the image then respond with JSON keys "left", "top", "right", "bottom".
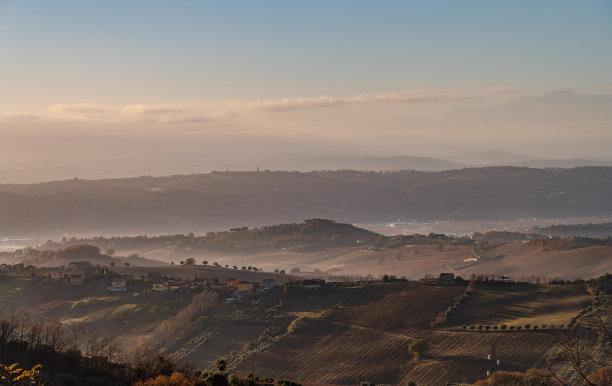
{"left": 29, "top": 220, "right": 612, "bottom": 281}
{"left": 1, "top": 167, "right": 612, "bottom": 235}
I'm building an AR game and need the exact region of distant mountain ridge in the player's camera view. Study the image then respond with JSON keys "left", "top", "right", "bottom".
{"left": 444, "top": 150, "right": 542, "bottom": 165}
{"left": 1, "top": 167, "right": 612, "bottom": 235}
{"left": 256, "top": 155, "right": 468, "bottom": 172}
{"left": 3, "top": 152, "right": 612, "bottom": 183}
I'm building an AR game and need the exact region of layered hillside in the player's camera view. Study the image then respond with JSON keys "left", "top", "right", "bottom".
{"left": 1, "top": 167, "right": 612, "bottom": 234}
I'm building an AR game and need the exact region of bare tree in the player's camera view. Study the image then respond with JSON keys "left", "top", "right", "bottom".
{"left": 86, "top": 326, "right": 101, "bottom": 367}
{"left": 545, "top": 311, "right": 611, "bottom": 385}
{"left": 102, "top": 333, "right": 122, "bottom": 362}
{"left": 0, "top": 310, "right": 17, "bottom": 344}
{"left": 18, "top": 312, "right": 30, "bottom": 344}
{"left": 69, "top": 322, "right": 83, "bottom": 352}
{"left": 46, "top": 319, "right": 66, "bottom": 354}
{"left": 28, "top": 318, "right": 44, "bottom": 350}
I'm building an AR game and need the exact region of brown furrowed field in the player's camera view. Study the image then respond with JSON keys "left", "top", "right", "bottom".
{"left": 0, "top": 275, "right": 590, "bottom": 384}
{"left": 448, "top": 284, "right": 593, "bottom": 329}
{"left": 233, "top": 283, "right": 557, "bottom": 385}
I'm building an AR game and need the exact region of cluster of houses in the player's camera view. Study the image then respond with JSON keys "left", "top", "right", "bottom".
{"left": 424, "top": 272, "right": 514, "bottom": 284}
{"left": 145, "top": 272, "right": 278, "bottom": 301}
{"left": 49, "top": 270, "right": 86, "bottom": 286}
{"left": 46, "top": 269, "right": 120, "bottom": 287}
{"left": 222, "top": 277, "right": 277, "bottom": 304}
{"left": 32, "top": 268, "right": 283, "bottom": 300}
{"left": 0, "top": 262, "right": 287, "bottom": 301}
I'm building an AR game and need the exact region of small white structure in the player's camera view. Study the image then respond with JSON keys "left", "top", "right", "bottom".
{"left": 70, "top": 275, "right": 85, "bottom": 286}
{"left": 108, "top": 278, "right": 127, "bottom": 292}
{"left": 153, "top": 283, "right": 169, "bottom": 291}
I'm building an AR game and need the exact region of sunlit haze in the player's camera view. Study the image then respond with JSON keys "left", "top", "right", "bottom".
{"left": 2, "top": 3, "right": 612, "bottom": 384}
{"left": 0, "top": 1, "right": 611, "bottom": 181}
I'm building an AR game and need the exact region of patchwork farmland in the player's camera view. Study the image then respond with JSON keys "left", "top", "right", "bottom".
{"left": 232, "top": 283, "right": 568, "bottom": 384}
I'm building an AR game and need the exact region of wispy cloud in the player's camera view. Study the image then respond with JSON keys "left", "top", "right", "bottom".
{"left": 47, "top": 103, "right": 116, "bottom": 120}
{"left": 249, "top": 96, "right": 344, "bottom": 112}
{"left": 4, "top": 90, "right": 466, "bottom": 124}
{"left": 250, "top": 91, "right": 467, "bottom": 112}
{"left": 347, "top": 90, "right": 467, "bottom": 103}
{"left": 488, "top": 87, "right": 520, "bottom": 94}
{"left": 0, "top": 112, "right": 42, "bottom": 121}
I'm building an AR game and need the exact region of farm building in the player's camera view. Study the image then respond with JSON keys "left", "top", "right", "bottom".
{"left": 153, "top": 283, "right": 169, "bottom": 291}
{"left": 237, "top": 281, "right": 255, "bottom": 291}
{"left": 438, "top": 273, "right": 455, "bottom": 283}
{"left": 112, "top": 278, "right": 127, "bottom": 288}
{"left": 226, "top": 278, "right": 239, "bottom": 288}
{"left": 70, "top": 275, "right": 85, "bottom": 286}
{"left": 302, "top": 279, "right": 325, "bottom": 289}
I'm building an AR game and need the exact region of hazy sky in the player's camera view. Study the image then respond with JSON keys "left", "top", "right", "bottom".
{"left": 1, "top": 0, "right": 611, "bottom": 175}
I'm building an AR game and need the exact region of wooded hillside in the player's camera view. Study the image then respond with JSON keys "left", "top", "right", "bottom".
{"left": 1, "top": 167, "right": 612, "bottom": 234}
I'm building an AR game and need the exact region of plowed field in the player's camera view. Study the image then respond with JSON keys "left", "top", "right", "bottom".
{"left": 234, "top": 283, "right": 556, "bottom": 384}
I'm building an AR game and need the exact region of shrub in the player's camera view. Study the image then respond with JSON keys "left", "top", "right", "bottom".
{"left": 478, "top": 325, "right": 483, "bottom": 330}
{"left": 462, "top": 325, "right": 467, "bottom": 330}
{"left": 493, "top": 325, "right": 498, "bottom": 330}
{"left": 287, "top": 316, "right": 318, "bottom": 334}
{"left": 276, "top": 379, "right": 300, "bottom": 386}
{"left": 474, "top": 369, "right": 551, "bottom": 386}
{"left": 541, "top": 324, "right": 547, "bottom": 329}
{"left": 586, "top": 366, "right": 612, "bottom": 385}
{"left": 509, "top": 325, "right": 515, "bottom": 330}
{"left": 137, "top": 372, "right": 196, "bottom": 386}
{"left": 524, "top": 324, "right": 531, "bottom": 329}
{"left": 409, "top": 339, "right": 429, "bottom": 360}
{"left": 470, "top": 325, "right": 475, "bottom": 330}
{"left": 215, "top": 359, "right": 227, "bottom": 372}
{"left": 501, "top": 324, "right": 507, "bottom": 330}
{"left": 485, "top": 325, "right": 491, "bottom": 330}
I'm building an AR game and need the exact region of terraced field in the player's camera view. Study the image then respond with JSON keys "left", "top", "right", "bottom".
{"left": 447, "top": 284, "right": 593, "bottom": 329}
{"left": 233, "top": 283, "right": 557, "bottom": 385}
{"left": 1, "top": 275, "right": 594, "bottom": 383}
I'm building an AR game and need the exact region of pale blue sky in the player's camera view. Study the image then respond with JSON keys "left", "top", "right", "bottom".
{"left": 1, "top": 0, "right": 611, "bottom": 109}
{"left": 0, "top": 1, "right": 611, "bottom": 171}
